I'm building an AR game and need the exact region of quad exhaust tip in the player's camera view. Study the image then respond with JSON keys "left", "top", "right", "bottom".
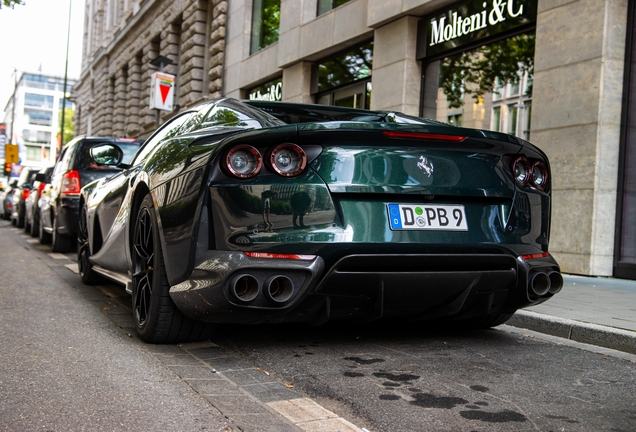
{"left": 230, "top": 274, "right": 260, "bottom": 302}
{"left": 529, "top": 272, "right": 551, "bottom": 296}
{"left": 548, "top": 271, "right": 563, "bottom": 294}
{"left": 265, "top": 275, "right": 294, "bottom": 303}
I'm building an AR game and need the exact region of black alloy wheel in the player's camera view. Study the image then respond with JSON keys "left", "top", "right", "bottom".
{"left": 132, "top": 193, "right": 211, "bottom": 344}
{"left": 77, "top": 205, "right": 102, "bottom": 285}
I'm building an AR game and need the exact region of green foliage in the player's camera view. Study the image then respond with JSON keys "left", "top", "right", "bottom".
{"left": 58, "top": 109, "right": 74, "bottom": 146}
{"left": 440, "top": 33, "right": 535, "bottom": 109}
{"left": 1, "top": 0, "right": 25, "bottom": 9}
{"left": 261, "top": 0, "right": 280, "bottom": 47}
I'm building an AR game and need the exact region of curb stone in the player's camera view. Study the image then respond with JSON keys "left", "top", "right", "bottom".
{"left": 508, "top": 310, "right": 636, "bottom": 355}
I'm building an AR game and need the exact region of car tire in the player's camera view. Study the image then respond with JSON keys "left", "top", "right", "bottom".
{"left": 24, "top": 212, "right": 31, "bottom": 233}
{"left": 52, "top": 213, "right": 74, "bottom": 252}
{"left": 30, "top": 211, "right": 39, "bottom": 237}
{"left": 77, "top": 204, "right": 104, "bottom": 285}
{"left": 132, "top": 194, "right": 212, "bottom": 344}
{"left": 16, "top": 207, "right": 25, "bottom": 228}
{"left": 39, "top": 214, "right": 52, "bottom": 244}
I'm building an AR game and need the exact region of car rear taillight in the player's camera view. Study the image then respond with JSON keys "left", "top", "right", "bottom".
{"left": 383, "top": 131, "right": 467, "bottom": 142}
{"left": 37, "top": 182, "right": 47, "bottom": 196}
{"left": 268, "top": 143, "right": 307, "bottom": 177}
{"left": 530, "top": 161, "right": 548, "bottom": 190}
{"left": 21, "top": 189, "right": 31, "bottom": 201}
{"left": 224, "top": 145, "right": 262, "bottom": 179}
{"left": 61, "top": 170, "right": 81, "bottom": 194}
{"left": 510, "top": 157, "right": 549, "bottom": 190}
{"left": 512, "top": 157, "right": 531, "bottom": 186}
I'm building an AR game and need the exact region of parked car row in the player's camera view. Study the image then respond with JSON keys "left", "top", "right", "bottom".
{"left": 1, "top": 137, "right": 143, "bottom": 253}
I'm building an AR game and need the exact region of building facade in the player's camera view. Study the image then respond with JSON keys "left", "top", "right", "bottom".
{"left": 73, "top": 0, "right": 227, "bottom": 139}
{"left": 75, "top": 0, "right": 635, "bottom": 279}
{"left": 2, "top": 72, "right": 76, "bottom": 168}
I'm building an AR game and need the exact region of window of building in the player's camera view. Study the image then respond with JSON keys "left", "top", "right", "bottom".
{"left": 250, "top": 0, "right": 280, "bottom": 54}
{"left": 317, "top": 0, "right": 351, "bottom": 15}
{"left": 422, "top": 32, "right": 535, "bottom": 137}
{"left": 24, "top": 108, "right": 53, "bottom": 126}
{"left": 23, "top": 129, "right": 52, "bottom": 144}
{"left": 448, "top": 114, "right": 463, "bottom": 127}
{"left": 315, "top": 42, "right": 373, "bottom": 109}
{"left": 24, "top": 93, "right": 54, "bottom": 109}
{"left": 25, "top": 144, "right": 44, "bottom": 162}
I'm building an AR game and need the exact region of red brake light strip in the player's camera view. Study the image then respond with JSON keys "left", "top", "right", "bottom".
{"left": 383, "top": 131, "right": 467, "bottom": 142}
{"left": 245, "top": 252, "right": 316, "bottom": 261}
{"left": 521, "top": 252, "right": 549, "bottom": 260}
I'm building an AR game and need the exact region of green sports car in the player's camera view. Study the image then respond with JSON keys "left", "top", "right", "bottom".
{"left": 78, "top": 98, "right": 561, "bottom": 343}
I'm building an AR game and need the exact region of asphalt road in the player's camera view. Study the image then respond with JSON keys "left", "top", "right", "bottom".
{"left": 1, "top": 221, "right": 635, "bottom": 432}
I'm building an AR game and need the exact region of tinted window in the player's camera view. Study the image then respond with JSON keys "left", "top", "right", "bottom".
{"left": 132, "top": 112, "right": 194, "bottom": 165}
{"left": 198, "top": 99, "right": 284, "bottom": 130}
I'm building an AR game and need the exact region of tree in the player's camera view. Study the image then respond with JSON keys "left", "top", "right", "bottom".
{"left": 1, "top": 0, "right": 25, "bottom": 9}
{"left": 58, "top": 109, "right": 75, "bottom": 146}
{"left": 440, "top": 33, "right": 535, "bottom": 109}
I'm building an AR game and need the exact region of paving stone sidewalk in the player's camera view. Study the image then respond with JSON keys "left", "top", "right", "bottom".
{"left": 508, "top": 274, "right": 636, "bottom": 355}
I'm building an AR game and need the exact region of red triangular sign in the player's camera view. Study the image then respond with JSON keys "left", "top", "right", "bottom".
{"left": 159, "top": 83, "right": 171, "bottom": 104}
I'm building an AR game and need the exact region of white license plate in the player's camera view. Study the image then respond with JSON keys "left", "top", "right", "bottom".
{"left": 387, "top": 204, "right": 468, "bottom": 231}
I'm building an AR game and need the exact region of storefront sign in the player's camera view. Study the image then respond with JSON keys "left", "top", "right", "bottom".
{"left": 149, "top": 72, "right": 175, "bottom": 111}
{"left": 418, "top": 0, "right": 537, "bottom": 59}
{"left": 248, "top": 78, "right": 283, "bottom": 101}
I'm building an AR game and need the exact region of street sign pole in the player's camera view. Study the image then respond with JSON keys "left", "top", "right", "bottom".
{"left": 149, "top": 56, "right": 174, "bottom": 129}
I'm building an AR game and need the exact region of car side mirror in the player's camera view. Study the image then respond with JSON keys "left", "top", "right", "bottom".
{"left": 90, "top": 144, "right": 124, "bottom": 166}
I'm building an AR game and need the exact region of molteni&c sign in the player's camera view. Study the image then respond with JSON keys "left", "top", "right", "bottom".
{"left": 417, "top": 0, "right": 537, "bottom": 59}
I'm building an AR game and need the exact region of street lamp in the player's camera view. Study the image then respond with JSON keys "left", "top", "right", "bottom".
{"left": 59, "top": 0, "right": 72, "bottom": 153}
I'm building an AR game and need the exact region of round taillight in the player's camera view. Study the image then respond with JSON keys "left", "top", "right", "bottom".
{"left": 269, "top": 143, "right": 307, "bottom": 177}
{"left": 225, "top": 145, "right": 262, "bottom": 179}
{"left": 512, "top": 157, "right": 531, "bottom": 186}
{"left": 531, "top": 161, "right": 548, "bottom": 190}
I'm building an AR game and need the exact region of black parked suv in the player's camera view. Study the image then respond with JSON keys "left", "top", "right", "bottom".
{"left": 42, "top": 136, "right": 143, "bottom": 252}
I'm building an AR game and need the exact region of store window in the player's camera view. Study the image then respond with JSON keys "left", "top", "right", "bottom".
{"left": 422, "top": 31, "right": 535, "bottom": 139}
{"left": 315, "top": 42, "right": 373, "bottom": 109}
{"left": 317, "top": 0, "right": 351, "bottom": 15}
{"left": 418, "top": 0, "right": 537, "bottom": 138}
{"left": 251, "top": 0, "right": 280, "bottom": 54}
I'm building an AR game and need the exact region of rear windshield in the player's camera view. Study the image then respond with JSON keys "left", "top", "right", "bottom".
{"left": 77, "top": 140, "right": 141, "bottom": 170}
{"left": 245, "top": 101, "right": 445, "bottom": 126}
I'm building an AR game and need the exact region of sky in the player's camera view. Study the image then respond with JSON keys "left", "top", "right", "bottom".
{"left": 0, "top": 0, "right": 85, "bottom": 118}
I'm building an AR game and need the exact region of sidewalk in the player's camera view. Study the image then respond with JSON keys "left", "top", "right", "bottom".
{"left": 507, "top": 274, "right": 636, "bottom": 355}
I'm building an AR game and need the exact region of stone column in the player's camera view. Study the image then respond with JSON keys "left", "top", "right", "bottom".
{"left": 125, "top": 55, "right": 142, "bottom": 137}
{"left": 102, "top": 76, "right": 114, "bottom": 136}
{"left": 370, "top": 16, "right": 421, "bottom": 115}
{"left": 208, "top": 0, "right": 227, "bottom": 99}
{"left": 282, "top": 62, "right": 312, "bottom": 103}
{"left": 180, "top": 0, "right": 208, "bottom": 107}
{"left": 531, "top": 0, "right": 628, "bottom": 275}
{"left": 140, "top": 41, "right": 159, "bottom": 134}
{"left": 112, "top": 67, "right": 128, "bottom": 137}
